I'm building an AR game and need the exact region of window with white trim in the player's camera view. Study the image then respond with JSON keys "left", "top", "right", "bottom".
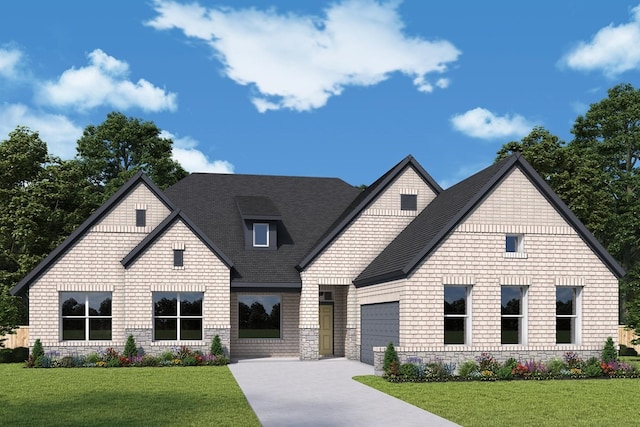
{"left": 444, "top": 286, "right": 470, "bottom": 345}
{"left": 153, "top": 292, "right": 203, "bottom": 340}
{"left": 501, "top": 286, "right": 527, "bottom": 344}
{"left": 60, "top": 292, "right": 112, "bottom": 341}
{"left": 556, "top": 287, "right": 581, "bottom": 344}
{"left": 253, "top": 223, "right": 269, "bottom": 247}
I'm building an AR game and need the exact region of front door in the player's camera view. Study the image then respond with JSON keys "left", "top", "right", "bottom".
{"left": 319, "top": 304, "right": 333, "bottom": 356}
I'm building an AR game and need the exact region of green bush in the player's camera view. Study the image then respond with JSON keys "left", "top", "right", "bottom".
{"left": 619, "top": 344, "right": 638, "bottom": 357}
{"left": 12, "top": 347, "right": 28, "bottom": 362}
{"left": 602, "top": 337, "right": 618, "bottom": 363}
{"left": 383, "top": 342, "right": 399, "bottom": 374}
{"left": 210, "top": 335, "right": 224, "bottom": 356}
{"left": 160, "top": 350, "right": 174, "bottom": 362}
{"left": 546, "top": 358, "right": 565, "bottom": 376}
{"left": 0, "top": 348, "right": 13, "bottom": 363}
{"left": 124, "top": 335, "right": 137, "bottom": 358}
{"left": 585, "top": 363, "right": 603, "bottom": 378}
{"left": 458, "top": 360, "right": 479, "bottom": 378}
{"left": 503, "top": 358, "right": 518, "bottom": 370}
{"left": 140, "top": 355, "right": 160, "bottom": 367}
{"left": 496, "top": 365, "right": 513, "bottom": 380}
{"left": 32, "top": 339, "right": 44, "bottom": 360}
{"left": 85, "top": 353, "right": 101, "bottom": 364}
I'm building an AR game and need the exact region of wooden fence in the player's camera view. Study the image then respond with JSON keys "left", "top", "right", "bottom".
{"left": 3, "top": 325, "right": 640, "bottom": 352}
{"left": 2, "top": 326, "right": 29, "bottom": 349}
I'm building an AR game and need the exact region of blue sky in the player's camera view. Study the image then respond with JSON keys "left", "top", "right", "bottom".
{"left": 1, "top": 1, "right": 639, "bottom": 187}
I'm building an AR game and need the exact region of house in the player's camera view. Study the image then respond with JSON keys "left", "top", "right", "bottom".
{"left": 11, "top": 154, "right": 625, "bottom": 371}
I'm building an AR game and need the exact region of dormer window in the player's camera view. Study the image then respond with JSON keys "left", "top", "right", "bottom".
{"left": 253, "top": 223, "right": 269, "bottom": 247}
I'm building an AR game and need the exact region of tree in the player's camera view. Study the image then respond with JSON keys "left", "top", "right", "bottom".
{"left": 0, "top": 288, "right": 19, "bottom": 347}
{"left": 571, "top": 83, "right": 640, "bottom": 333}
{"left": 76, "top": 111, "right": 187, "bottom": 199}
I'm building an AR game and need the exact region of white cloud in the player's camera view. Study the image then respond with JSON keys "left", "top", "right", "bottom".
{"left": 0, "top": 103, "right": 82, "bottom": 159}
{"left": 147, "top": 0, "right": 461, "bottom": 112}
{"left": 37, "top": 49, "right": 177, "bottom": 112}
{"left": 0, "top": 47, "right": 22, "bottom": 79}
{"left": 562, "top": 5, "right": 640, "bottom": 77}
{"left": 450, "top": 107, "right": 534, "bottom": 140}
{"left": 160, "top": 130, "right": 234, "bottom": 173}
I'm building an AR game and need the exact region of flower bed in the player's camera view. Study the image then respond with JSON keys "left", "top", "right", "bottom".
{"left": 26, "top": 335, "right": 230, "bottom": 368}
{"left": 383, "top": 339, "right": 640, "bottom": 382}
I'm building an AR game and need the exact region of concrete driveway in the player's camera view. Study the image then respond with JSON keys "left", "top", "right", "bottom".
{"left": 228, "top": 357, "right": 459, "bottom": 427}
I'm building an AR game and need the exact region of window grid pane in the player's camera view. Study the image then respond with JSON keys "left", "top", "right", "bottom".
{"left": 61, "top": 292, "right": 112, "bottom": 341}
{"left": 153, "top": 292, "right": 204, "bottom": 341}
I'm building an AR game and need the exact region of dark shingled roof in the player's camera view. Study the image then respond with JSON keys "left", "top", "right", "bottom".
{"left": 297, "top": 155, "right": 442, "bottom": 270}
{"left": 164, "top": 173, "right": 361, "bottom": 285}
{"left": 353, "top": 154, "right": 625, "bottom": 287}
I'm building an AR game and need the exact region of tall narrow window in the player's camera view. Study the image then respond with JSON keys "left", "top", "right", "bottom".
{"left": 253, "top": 223, "right": 269, "bottom": 247}
{"left": 557, "top": 287, "right": 581, "bottom": 344}
{"left": 444, "top": 286, "right": 470, "bottom": 345}
{"left": 60, "top": 292, "right": 112, "bottom": 341}
{"left": 136, "top": 209, "right": 146, "bottom": 227}
{"left": 173, "top": 249, "right": 184, "bottom": 268}
{"left": 501, "top": 287, "right": 527, "bottom": 344}
{"left": 153, "top": 292, "right": 203, "bottom": 341}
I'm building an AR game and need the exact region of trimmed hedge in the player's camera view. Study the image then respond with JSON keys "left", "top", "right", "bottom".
{"left": 0, "top": 347, "right": 29, "bottom": 363}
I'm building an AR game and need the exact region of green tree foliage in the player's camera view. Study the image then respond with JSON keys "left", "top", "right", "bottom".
{"left": 76, "top": 111, "right": 187, "bottom": 199}
{"left": 383, "top": 342, "right": 399, "bottom": 374}
{"left": 31, "top": 338, "right": 44, "bottom": 359}
{"left": 210, "top": 334, "right": 224, "bottom": 356}
{"left": 0, "top": 288, "right": 19, "bottom": 347}
{"left": 602, "top": 337, "right": 618, "bottom": 363}
{"left": 124, "top": 335, "right": 137, "bottom": 358}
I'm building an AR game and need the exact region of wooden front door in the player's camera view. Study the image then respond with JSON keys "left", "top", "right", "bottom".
{"left": 319, "top": 304, "right": 334, "bottom": 356}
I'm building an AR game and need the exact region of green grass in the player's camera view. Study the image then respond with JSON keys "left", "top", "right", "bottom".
{"left": 0, "top": 363, "right": 260, "bottom": 427}
{"left": 355, "top": 376, "right": 640, "bottom": 427}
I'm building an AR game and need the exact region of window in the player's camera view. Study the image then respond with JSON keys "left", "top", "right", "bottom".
{"left": 556, "top": 287, "right": 581, "bottom": 344}
{"left": 238, "top": 295, "right": 281, "bottom": 338}
{"left": 136, "top": 209, "right": 146, "bottom": 227}
{"left": 60, "top": 292, "right": 112, "bottom": 340}
{"left": 400, "top": 194, "right": 417, "bottom": 211}
{"left": 505, "top": 234, "right": 523, "bottom": 253}
{"left": 444, "top": 286, "right": 470, "bottom": 345}
{"left": 173, "top": 249, "right": 184, "bottom": 268}
{"left": 501, "top": 287, "right": 527, "bottom": 344}
{"left": 253, "top": 223, "right": 269, "bottom": 247}
{"left": 153, "top": 292, "right": 203, "bottom": 340}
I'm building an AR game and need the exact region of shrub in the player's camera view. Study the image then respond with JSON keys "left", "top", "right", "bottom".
{"left": 12, "top": 347, "right": 29, "bottom": 363}
{"left": 619, "top": 344, "right": 638, "bottom": 357}
{"left": 32, "top": 339, "right": 44, "bottom": 360}
{"left": 160, "top": 350, "right": 174, "bottom": 362}
{"left": 585, "top": 363, "right": 603, "bottom": 378}
{"left": 0, "top": 348, "right": 12, "bottom": 363}
{"left": 211, "top": 335, "right": 224, "bottom": 356}
{"left": 35, "top": 356, "right": 51, "bottom": 368}
{"left": 503, "top": 358, "right": 518, "bottom": 370}
{"left": 140, "top": 355, "right": 160, "bottom": 367}
{"left": 124, "top": 335, "right": 137, "bottom": 358}
{"left": 546, "top": 358, "right": 565, "bottom": 376}
{"left": 383, "top": 342, "right": 399, "bottom": 375}
{"left": 476, "top": 352, "right": 499, "bottom": 374}
{"left": 563, "top": 351, "right": 583, "bottom": 369}
{"left": 85, "top": 353, "right": 101, "bottom": 364}
{"left": 602, "top": 337, "right": 618, "bottom": 363}
{"left": 458, "top": 360, "right": 479, "bottom": 378}
{"left": 496, "top": 365, "right": 513, "bottom": 380}
{"left": 60, "top": 356, "right": 76, "bottom": 368}
{"left": 399, "top": 363, "right": 416, "bottom": 379}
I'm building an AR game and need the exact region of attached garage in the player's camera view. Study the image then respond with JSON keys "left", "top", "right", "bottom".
{"left": 360, "top": 302, "right": 399, "bottom": 365}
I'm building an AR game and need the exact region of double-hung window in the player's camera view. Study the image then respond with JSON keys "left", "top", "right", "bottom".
{"left": 556, "top": 287, "right": 581, "bottom": 344}
{"left": 153, "top": 292, "right": 203, "bottom": 340}
{"left": 444, "top": 286, "right": 470, "bottom": 345}
{"left": 501, "top": 286, "right": 527, "bottom": 344}
{"left": 60, "top": 292, "right": 112, "bottom": 341}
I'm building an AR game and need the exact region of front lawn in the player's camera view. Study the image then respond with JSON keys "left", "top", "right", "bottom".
{"left": 0, "top": 363, "right": 260, "bottom": 427}
{"left": 355, "top": 376, "right": 639, "bottom": 427}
